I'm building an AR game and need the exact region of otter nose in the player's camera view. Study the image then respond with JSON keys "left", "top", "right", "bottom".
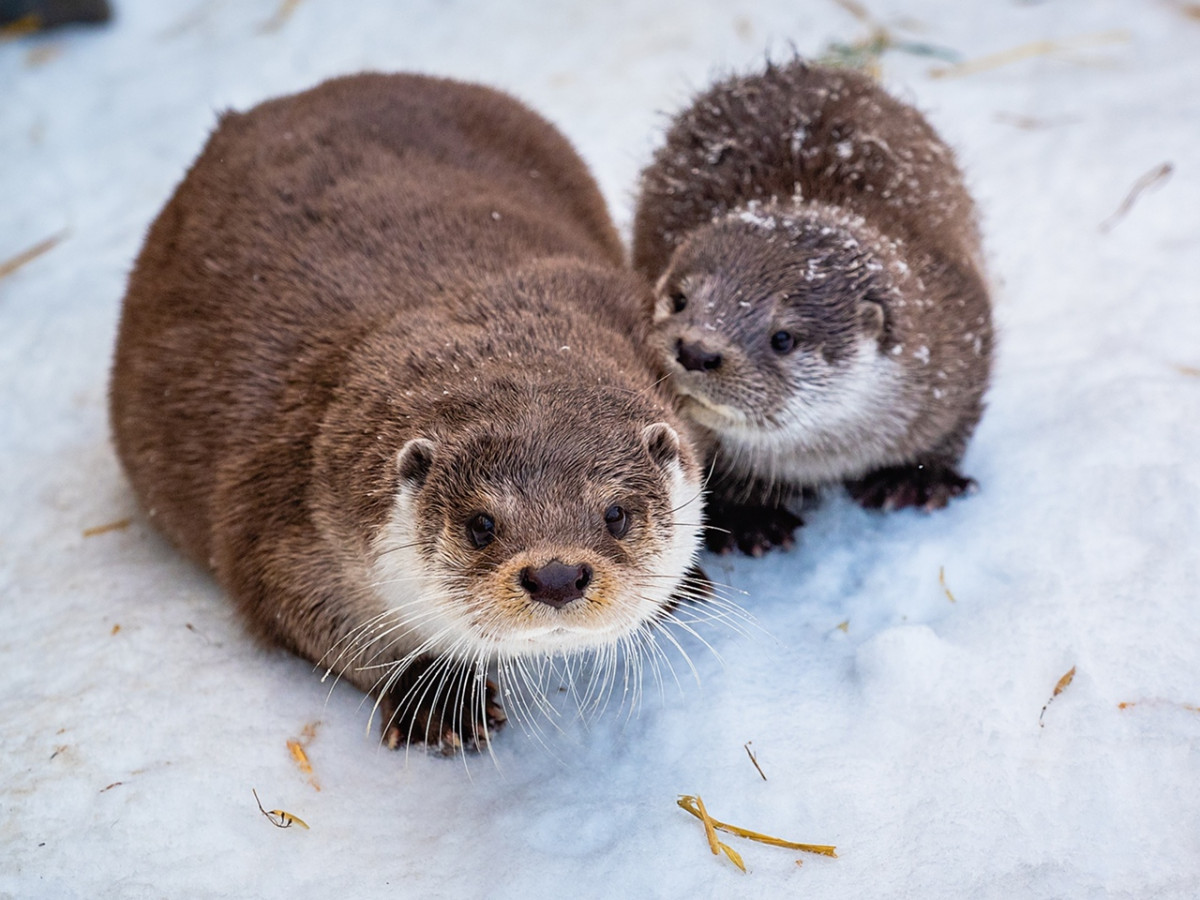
{"left": 676, "top": 339, "right": 723, "bottom": 372}
{"left": 519, "top": 561, "right": 593, "bottom": 609}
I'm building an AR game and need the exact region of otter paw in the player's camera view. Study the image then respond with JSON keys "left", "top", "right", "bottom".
{"left": 380, "top": 678, "right": 506, "bottom": 755}
{"left": 704, "top": 502, "right": 804, "bottom": 557}
{"left": 846, "top": 464, "right": 977, "bottom": 512}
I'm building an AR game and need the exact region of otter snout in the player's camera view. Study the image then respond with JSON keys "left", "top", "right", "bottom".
{"left": 676, "top": 338, "right": 723, "bottom": 372}
{"left": 519, "top": 561, "right": 593, "bottom": 609}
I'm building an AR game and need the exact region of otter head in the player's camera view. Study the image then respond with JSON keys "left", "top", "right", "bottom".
{"left": 651, "top": 201, "right": 913, "bottom": 475}
{"left": 369, "top": 384, "right": 703, "bottom": 667}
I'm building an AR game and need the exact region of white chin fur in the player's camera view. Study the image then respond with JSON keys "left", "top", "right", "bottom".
{"left": 367, "top": 468, "right": 704, "bottom": 664}
{"left": 715, "top": 339, "right": 911, "bottom": 484}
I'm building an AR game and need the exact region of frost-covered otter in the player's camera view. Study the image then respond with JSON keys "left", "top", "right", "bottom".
{"left": 632, "top": 60, "right": 993, "bottom": 555}
{"left": 110, "top": 73, "right": 706, "bottom": 753}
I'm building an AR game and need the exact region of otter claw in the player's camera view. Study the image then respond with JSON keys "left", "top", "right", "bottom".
{"left": 847, "top": 464, "right": 976, "bottom": 512}
{"left": 704, "top": 501, "right": 804, "bottom": 556}
{"left": 380, "top": 677, "right": 506, "bottom": 755}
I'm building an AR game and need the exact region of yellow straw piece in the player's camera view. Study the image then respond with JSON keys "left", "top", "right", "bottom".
{"left": 677, "top": 795, "right": 838, "bottom": 858}
{"left": 929, "top": 30, "right": 1130, "bottom": 79}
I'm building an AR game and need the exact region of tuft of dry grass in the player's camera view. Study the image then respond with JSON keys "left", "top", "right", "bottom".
{"left": 929, "top": 30, "right": 1130, "bottom": 79}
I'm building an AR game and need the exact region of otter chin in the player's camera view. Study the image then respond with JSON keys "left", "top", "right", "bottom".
{"left": 633, "top": 60, "right": 994, "bottom": 555}
{"left": 110, "top": 73, "right": 710, "bottom": 755}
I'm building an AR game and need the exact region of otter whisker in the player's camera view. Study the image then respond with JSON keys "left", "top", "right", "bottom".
{"left": 319, "top": 605, "right": 407, "bottom": 676}
{"left": 631, "top": 623, "right": 672, "bottom": 708}
{"left": 581, "top": 643, "right": 619, "bottom": 724}
{"left": 319, "top": 606, "right": 449, "bottom": 703}
{"left": 647, "top": 612, "right": 704, "bottom": 688}
{"left": 508, "top": 653, "right": 566, "bottom": 729}
{"left": 616, "top": 633, "right": 642, "bottom": 723}
{"left": 654, "top": 607, "right": 727, "bottom": 670}
{"left": 670, "top": 487, "right": 707, "bottom": 516}
{"left": 363, "top": 622, "right": 464, "bottom": 724}
{"left": 499, "top": 655, "right": 570, "bottom": 765}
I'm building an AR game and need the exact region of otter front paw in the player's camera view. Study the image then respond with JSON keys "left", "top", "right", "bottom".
{"left": 704, "top": 501, "right": 804, "bottom": 557}
{"left": 846, "top": 463, "right": 977, "bottom": 512}
{"left": 380, "top": 676, "right": 506, "bottom": 755}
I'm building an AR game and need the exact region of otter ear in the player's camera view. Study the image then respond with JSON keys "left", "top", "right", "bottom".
{"left": 642, "top": 422, "right": 681, "bottom": 470}
{"left": 858, "top": 299, "right": 886, "bottom": 339}
{"left": 396, "top": 438, "right": 436, "bottom": 488}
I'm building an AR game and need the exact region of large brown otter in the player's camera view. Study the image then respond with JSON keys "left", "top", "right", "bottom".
{"left": 110, "top": 73, "right": 707, "bottom": 753}
{"left": 632, "top": 59, "right": 993, "bottom": 555}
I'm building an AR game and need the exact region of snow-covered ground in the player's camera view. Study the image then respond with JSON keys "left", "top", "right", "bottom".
{"left": 3, "top": 1, "right": 1198, "bottom": 896}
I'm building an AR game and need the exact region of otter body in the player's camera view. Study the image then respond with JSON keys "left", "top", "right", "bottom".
{"left": 633, "top": 60, "right": 992, "bottom": 555}
{"left": 111, "top": 73, "right": 705, "bottom": 751}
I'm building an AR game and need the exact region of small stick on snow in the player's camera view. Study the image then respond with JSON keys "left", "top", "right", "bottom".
{"left": 939, "top": 566, "right": 957, "bottom": 603}
{"left": 253, "top": 789, "right": 309, "bottom": 830}
{"left": 258, "top": 0, "right": 304, "bottom": 34}
{"left": 1118, "top": 699, "right": 1200, "bottom": 714}
{"left": 83, "top": 518, "right": 132, "bottom": 538}
{"left": 0, "top": 231, "right": 66, "bottom": 281}
{"left": 1100, "top": 162, "right": 1174, "bottom": 232}
{"left": 692, "top": 796, "right": 747, "bottom": 872}
{"left": 677, "top": 795, "right": 838, "bottom": 858}
{"left": 744, "top": 742, "right": 768, "bottom": 781}
{"left": 1039, "top": 666, "right": 1076, "bottom": 727}
{"left": 287, "top": 739, "right": 321, "bottom": 791}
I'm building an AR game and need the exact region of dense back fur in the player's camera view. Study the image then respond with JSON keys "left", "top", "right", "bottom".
{"left": 633, "top": 60, "right": 981, "bottom": 280}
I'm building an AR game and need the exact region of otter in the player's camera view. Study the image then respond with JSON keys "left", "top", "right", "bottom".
{"left": 110, "top": 73, "right": 707, "bottom": 753}
{"left": 632, "top": 59, "right": 993, "bottom": 555}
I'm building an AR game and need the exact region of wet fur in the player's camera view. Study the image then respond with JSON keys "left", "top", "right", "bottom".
{"left": 632, "top": 60, "right": 993, "bottom": 554}
{"left": 110, "top": 73, "right": 713, "bottom": 752}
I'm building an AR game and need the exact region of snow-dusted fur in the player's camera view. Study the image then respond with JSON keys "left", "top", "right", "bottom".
{"left": 633, "top": 60, "right": 993, "bottom": 553}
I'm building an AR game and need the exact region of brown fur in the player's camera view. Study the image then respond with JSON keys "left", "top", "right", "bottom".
{"left": 110, "top": 73, "right": 704, "bottom": 750}
{"left": 632, "top": 60, "right": 993, "bottom": 554}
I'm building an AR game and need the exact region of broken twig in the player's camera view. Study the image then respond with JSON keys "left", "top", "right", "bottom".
{"left": 744, "top": 742, "right": 767, "bottom": 781}
{"left": 1039, "top": 666, "right": 1076, "bottom": 727}
{"left": 0, "top": 232, "right": 65, "bottom": 281}
{"left": 1100, "top": 162, "right": 1173, "bottom": 232}
{"left": 678, "top": 795, "right": 837, "bottom": 859}
{"left": 253, "top": 789, "right": 309, "bottom": 830}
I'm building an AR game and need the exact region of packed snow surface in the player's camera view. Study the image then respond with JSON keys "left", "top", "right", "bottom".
{"left": 2, "top": 1, "right": 1198, "bottom": 897}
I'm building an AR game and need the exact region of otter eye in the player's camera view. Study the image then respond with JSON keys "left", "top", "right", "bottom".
{"left": 604, "top": 505, "right": 630, "bottom": 539}
{"left": 466, "top": 513, "right": 496, "bottom": 549}
{"left": 669, "top": 292, "right": 688, "bottom": 313}
{"left": 770, "top": 330, "right": 796, "bottom": 354}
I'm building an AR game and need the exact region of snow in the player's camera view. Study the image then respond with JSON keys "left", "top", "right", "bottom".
{"left": 3, "top": 0, "right": 1199, "bottom": 897}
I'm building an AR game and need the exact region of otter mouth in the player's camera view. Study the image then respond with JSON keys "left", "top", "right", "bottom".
{"left": 496, "top": 619, "right": 642, "bottom": 656}
{"left": 674, "top": 386, "right": 797, "bottom": 446}
{"left": 674, "top": 387, "right": 750, "bottom": 428}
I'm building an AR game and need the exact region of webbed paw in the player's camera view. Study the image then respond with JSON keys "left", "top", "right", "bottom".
{"left": 704, "top": 500, "right": 804, "bottom": 557}
{"left": 380, "top": 675, "right": 506, "bottom": 755}
{"left": 847, "top": 463, "right": 977, "bottom": 512}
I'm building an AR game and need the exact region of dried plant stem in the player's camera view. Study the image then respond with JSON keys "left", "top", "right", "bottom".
{"left": 1100, "top": 162, "right": 1174, "bottom": 232}
{"left": 677, "top": 795, "right": 838, "bottom": 858}
{"left": 930, "top": 30, "right": 1130, "bottom": 79}
{"left": 0, "top": 232, "right": 65, "bottom": 281}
